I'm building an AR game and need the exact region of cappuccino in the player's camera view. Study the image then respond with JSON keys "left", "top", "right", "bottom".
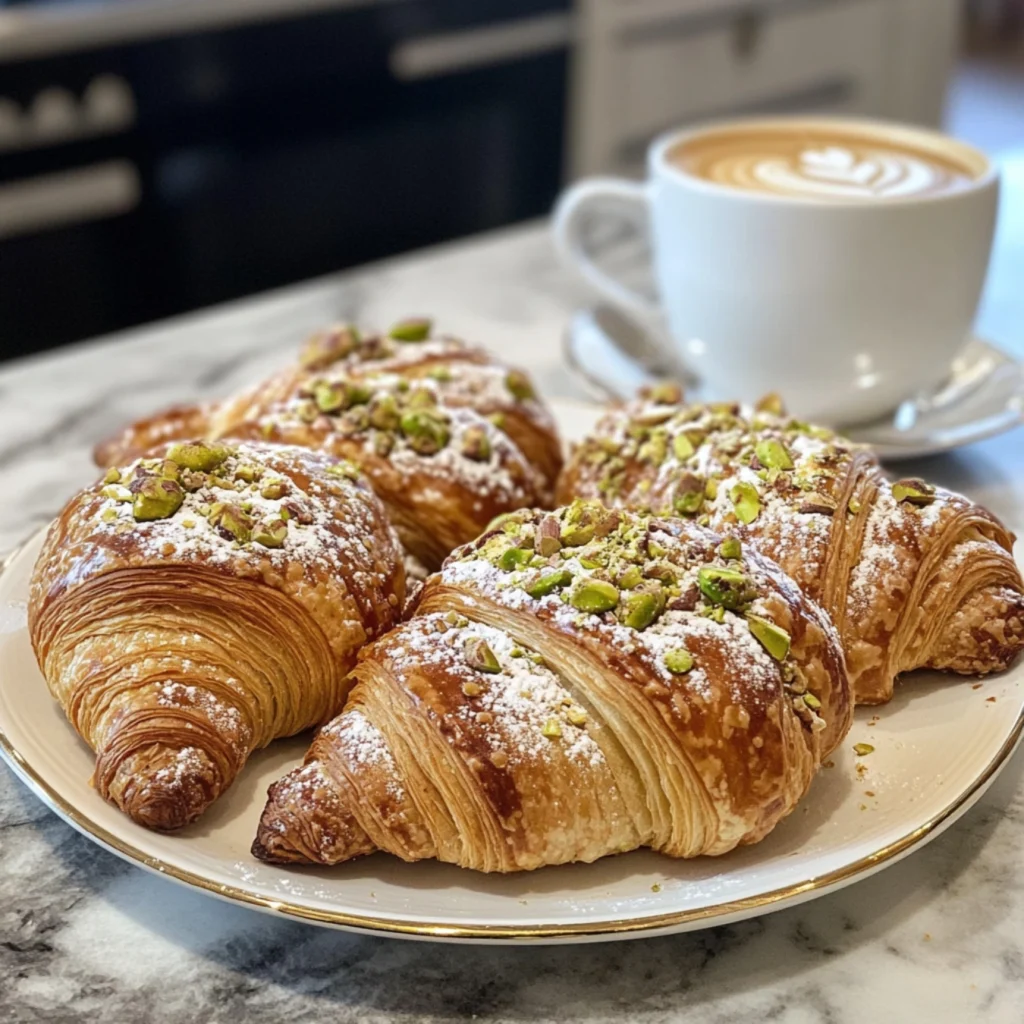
{"left": 669, "top": 123, "right": 980, "bottom": 202}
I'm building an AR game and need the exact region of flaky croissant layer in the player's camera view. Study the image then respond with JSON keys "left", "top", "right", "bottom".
{"left": 557, "top": 391, "right": 1024, "bottom": 703}
{"left": 30, "top": 439, "right": 406, "bottom": 831}
{"left": 254, "top": 501, "right": 851, "bottom": 873}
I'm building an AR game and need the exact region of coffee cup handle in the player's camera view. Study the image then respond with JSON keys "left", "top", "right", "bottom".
{"left": 552, "top": 179, "right": 661, "bottom": 320}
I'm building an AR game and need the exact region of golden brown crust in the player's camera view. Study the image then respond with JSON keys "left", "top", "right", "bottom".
{"left": 30, "top": 440, "right": 405, "bottom": 831}
{"left": 556, "top": 395, "right": 1024, "bottom": 703}
{"left": 253, "top": 502, "right": 851, "bottom": 872}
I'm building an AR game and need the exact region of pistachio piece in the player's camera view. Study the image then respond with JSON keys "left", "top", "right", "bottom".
{"left": 101, "top": 508, "right": 118, "bottom": 522}
{"left": 252, "top": 518, "right": 288, "bottom": 548}
{"left": 705, "top": 605, "right": 726, "bottom": 624}
{"left": 559, "top": 500, "right": 605, "bottom": 547}
{"left": 798, "top": 492, "right": 837, "bottom": 516}
{"left": 541, "top": 717, "right": 563, "bottom": 739}
{"left": 389, "top": 317, "right": 432, "bottom": 342}
{"left": 524, "top": 568, "right": 574, "bottom": 599}
{"left": 462, "top": 680, "right": 483, "bottom": 697}
{"left": 313, "top": 380, "right": 349, "bottom": 414}
{"left": 260, "top": 478, "right": 288, "bottom": 500}
{"left": 646, "top": 382, "right": 683, "bottom": 405}
{"left": 536, "top": 515, "right": 562, "bottom": 557}
{"left": 296, "top": 399, "right": 319, "bottom": 424}
{"left": 730, "top": 481, "right": 761, "bottom": 524}
{"left": 428, "top": 365, "right": 452, "bottom": 382}
{"left": 672, "top": 471, "right": 705, "bottom": 516}
{"left": 719, "top": 537, "right": 742, "bottom": 560}
{"left": 755, "top": 392, "right": 786, "bottom": 416}
{"left": 368, "top": 392, "right": 401, "bottom": 431}
{"left": 299, "top": 325, "right": 361, "bottom": 368}
{"left": 208, "top": 501, "right": 253, "bottom": 543}
{"left": 638, "top": 430, "right": 668, "bottom": 466}
{"left": 464, "top": 636, "right": 501, "bottom": 673}
{"left": 103, "top": 467, "right": 122, "bottom": 485}
{"left": 101, "top": 483, "right": 132, "bottom": 503}
{"left": 374, "top": 432, "right": 395, "bottom": 457}
{"left": 132, "top": 478, "right": 184, "bottom": 522}
{"left": 166, "top": 441, "right": 231, "bottom": 473}
{"left": 566, "top": 707, "right": 588, "bottom": 727}
{"left": 847, "top": 497, "right": 862, "bottom": 515}
{"left": 747, "top": 614, "right": 791, "bottom": 660}
{"left": 504, "top": 370, "right": 535, "bottom": 401}
{"left": 327, "top": 460, "right": 361, "bottom": 480}
{"left": 569, "top": 578, "right": 620, "bottom": 614}
{"left": 697, "top": 566, "right": 755, "bottom": 610}
{"left": 704, "top": 477, "right": 719, "bottom": 501}
{"left": 802, "top": 692, "right": 822, "bottom": 710}
{"left": 460, "top": 425, "right": 491, "bottom": 462}
{"left": 891, "top": 478, "right": 936, "bottom": 506}
{"left": 672, "top": 433, "right": 695, "bottom": 460}
{"left": 853, "top": 742, "right": 875, "bottom": 756}
{"left": 400, "top": 410, "right": 450, "bottom": 455}
{"left": 498, "top": 546, "right": 533, "bottom": 572}
{"left": 755, "top": 438, "right": 793, "bottom": 471}
{"left": 664, "top": 648, "right": 694, "bottom": 674}
{"left": 619, "top": 587, "right": 665, "bottom": 631}
{"left": 488, "top": 412, "right": 506, "bottom": 430}
{"left": 617, "top": 565, "right": 643, "bottom": 589}
{"left": 233, "top": 462, "right": 261, "bottom": 483}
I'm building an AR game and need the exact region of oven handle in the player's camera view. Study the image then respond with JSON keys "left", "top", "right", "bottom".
{"left": 0, "top": 161, "right": 140, "bottom": 239}
{"left": 389, "top": 12, "right": 573, "bottom": 81}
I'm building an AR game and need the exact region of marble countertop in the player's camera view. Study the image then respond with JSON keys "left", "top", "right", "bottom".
{"left": 3, "top": 203, "right": 1024, "bottom": 1022}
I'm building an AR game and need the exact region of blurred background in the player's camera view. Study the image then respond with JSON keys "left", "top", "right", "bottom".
{"left": 0, "top": 0, "right": 1021, "bottom": 362}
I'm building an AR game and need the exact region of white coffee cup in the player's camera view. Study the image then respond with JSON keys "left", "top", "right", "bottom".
{"left": 553, "top": 117, "right": 999, "bottom": 425}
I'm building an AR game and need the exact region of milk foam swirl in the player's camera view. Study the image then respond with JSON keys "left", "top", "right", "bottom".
{"left": 673, "top": 129, "right": 977, "bottom": 202}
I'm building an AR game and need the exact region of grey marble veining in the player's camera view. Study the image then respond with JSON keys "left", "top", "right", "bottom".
{"left": 3, "top": 220, "right": 1024, "bottom": 1023}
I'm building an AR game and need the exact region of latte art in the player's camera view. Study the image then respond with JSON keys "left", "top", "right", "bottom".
{"left": 671, "top": 126, "right": 979, "bottom": 202}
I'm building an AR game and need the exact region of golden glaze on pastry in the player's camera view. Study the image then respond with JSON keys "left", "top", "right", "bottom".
{"left": 253, "top": 501, "right": 850, "bottom": 872}
{"left": 29, "top": 440, "right": 405, "bottom": 831}
{"left": 557, "top": 391, "right": 1024, "bottom": 703}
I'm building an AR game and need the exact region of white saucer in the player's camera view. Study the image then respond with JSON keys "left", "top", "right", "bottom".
{"left": 564, "top": 306, "right": 1024, "bottom": 461}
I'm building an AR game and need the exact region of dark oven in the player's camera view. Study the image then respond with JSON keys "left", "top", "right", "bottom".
{"left": 0, "top": 0, "right": 571, "bottom": 358}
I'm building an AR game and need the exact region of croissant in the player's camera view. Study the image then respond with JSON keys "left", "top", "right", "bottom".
{"left": 94, "top": 318, "right": 562, "bottom": 494}
{"left": 253, "top": 501, "right": 851, "bottom": 872}
{"left": 29, "top": 439, "right": 405, "bottom": 831}
{"left": 557, "top": 390, "right": 1024, "bottom": 704}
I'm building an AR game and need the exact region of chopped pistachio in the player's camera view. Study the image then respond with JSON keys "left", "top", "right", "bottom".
{"left": 296, "top": 399, "right": 319, "bottom": 424}
{"left": 101, "top": 483, "right": 132, "bottom": 503}
{"left": 400, "top": 409, "right": 450, "bottom": 455}
{"left": 208, "top": 501, "right": 253, "bottom": 543}
{"left": 566, "top": 707, "right": 588, "bottom": 727}
{"left": 891, "top": 478, "right": 936, "bottom": 506}
{"left": 730, "top": 481, "right": 761, "bottom": 524}
{"left": 327, "top": 460, "right": 361, "bottom": 480}
{"left": 132, "top": 478, "right": 184, "bottom": 522}
{"left": 488, "top": 412, "right": 506, "bottom": 430}
{"left": 314, "top": 380, "right": 349, "bottom": 414}
{"left": 389, "top": 317, "right": 432, "bottom": 342}
{"left": 719, "top": 537, "right": 742, "bottom": 560}
{"left": 704, "top": 477, "right": 719, "bottom": 501}
{"left": 368, "top": 392, "right": 401, "bottom": 431}
{"left": 698, "top": 566, "right": 754, "bottom": 610}
{"left": 747, "top": 614, "right": 791, "bottom": 660}
{"left": 462, "top": 680, "right": 483, "bottom": 697}
{"left": 260, "top": 478, "right": 288, "bottom": 500}
{"left": 803, "top": 693, "right": 822, "bottom": 710}
{"left": 541, "top": 717, "right": 563, "bottom": 739}
{"left": 505, "top": 369, "right": 535, "bottom": 401}
{"left": 647, "top": 382, "right": 683, "bottom": 405}
{"left": 755, "top": 438, "right": 793, "bottom": 470}
{"left": 672, "top": 471, "right": 704, "bottom": 516}
{"left": 166, "top": 441, "right": 231, "bottom": 473}
{"left": 755, "top": 392, "right": 786, "bottom": 416}
{"left": 853, "top": 742, "right": 875, "bottom": 756}
{"left": 705, "top": 605, "right": 725, "bottom": 624}
{"left": 524, "top": 568, "right": 574, "bottom": 599}
{"left": 638, "top": 430, "right": 668, "bottom": 466}
{"left": 664, "top": 648, "right": 694, "bottom": 674}
{"left": 374, "top": 432, "right": 395, "bottom": 457}
{"left": 498, "top": 546, "right": 533, "bottom": 572}
{"left": 569, "top": 578, "right": 620, "bottom": 614}
{"left": 100, "top": 507, "right": 118, "bottom": 522}
{"left": 798, "top": 492, "right": 837, "bottom": 516}
{"left": 103, "top": 467, "right": 122, "bottom": 485}
{"left": 617, "top": 565, "right": 643, "bottom": 590}
{"left": 252, "top": 518, "right": 287, "bottom": 548}
{"left": 619, "top": 588, "right": 664, "bottom": 631}
{"left": 428, "top": 365, "right": 452, "bottom": 382}
{"left": 460, "top": 425, "right": 491, "bottom": 462}
{"left": 536, "top": 515, "right": 562, "bottom": 557}
{"left": 233, "top": 462, "right": 261, "bottom": 483}
{"left": 299, "top": 325, "right": 360, "bottom": 367}
{"left": 672, "top": 433, "right": 695, "bottom": 460}
{"left": 464, "top": 636, "right": 501, "bottom": 674}
{"left": 848, "top": 497, "right": 862, "bottom": 515}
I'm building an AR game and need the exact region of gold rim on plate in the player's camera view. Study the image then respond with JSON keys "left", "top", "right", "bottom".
{"left": 2, "top": 532, "right": 1022, "bottom": 941}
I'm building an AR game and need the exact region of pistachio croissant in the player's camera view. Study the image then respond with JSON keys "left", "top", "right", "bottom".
{"left": 252, "top": 501, "right": 851, "bottom": 872}
{"left": 29, "top": 440, "right": 405, "bottom": 831}
{"left": 94, "top": 317, "right": 562, "bottom": 498}
{"left": 557, "top": 390, "right": 1024, "bottom": 704}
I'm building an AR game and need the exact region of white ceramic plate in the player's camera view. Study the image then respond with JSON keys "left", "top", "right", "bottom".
{"left": 1, "top": 402, "right": 1023, "bottom": 943}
